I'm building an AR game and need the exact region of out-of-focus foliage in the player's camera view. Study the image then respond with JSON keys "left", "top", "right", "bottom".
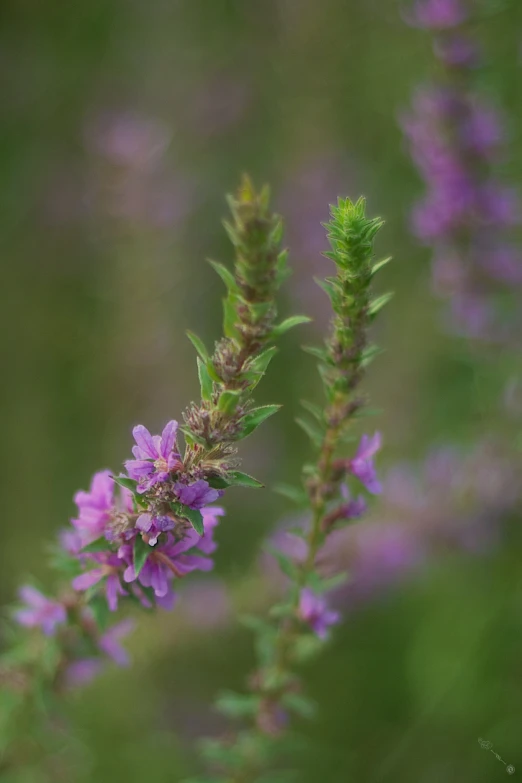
{"left": 1, "top": 1, "right": 522, "bottom": 781}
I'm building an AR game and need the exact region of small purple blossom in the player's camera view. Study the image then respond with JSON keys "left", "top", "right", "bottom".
{"left": 125, "top": 420, "right": 180, "bottom": 493}
{"left": 174, "top": 479, "right": 223, "bottom": 510}
{"left": 121, "top": 513, "right": 220, "bottom": 605}
{"left": 298, "top": 588, "right": 340, "bottom": 639}
{"left": 14, "top": 587, "right": 67, "bottom": 636}
{"left": 408, "top": 0, "right": 467, "bottom": 29}
{"left": 98, "top": 619, "right": 135, "bottom": 667}
{"left": 349, "top": 433, "right": 382, "bottom": 495}
{"left": 64, "top": 659, "right": 104, "bottom": 688}
{"left": 340, "top": 485, "right": 367, "bottom": 519}
{"left": 72, "top": 552, "right": 127, "bottom": 611}
{"left": 136, "top": 512, "right": 175, "bottom": 546}
{"left": 72, "top": 470, "right": 133, "bottom": 547}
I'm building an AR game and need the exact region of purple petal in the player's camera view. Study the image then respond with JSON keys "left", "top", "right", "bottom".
{"left": 132, "top": 424, "right": 157, "bottom": 459}
{"left": 159, "top": 420, "right": 178, "bottom": 458}
{"left": 72, "top": 569, "right": 105, "bottom": 591}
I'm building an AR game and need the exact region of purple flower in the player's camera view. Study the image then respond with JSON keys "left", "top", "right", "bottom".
{"left": 339, "top": 485, "right": 367, "bottom": 519}
{"left": 349, "top": 433, "right": 382, "bottom": 495}
{"left": 125, "top": 420, "right": 180, "bottom": 493}
{"left": 72, "top": 552, "right": 127, "bottom": 611}
{"left": 298, "top": 589, "right": 340, "bottom": 639}
{"left": 98, "top": 619, "right": 135, "bottom": 667}
{"left": 136, "top": 512, "right": 175, "bottom": 546}
{"left": 408, "top": 0, "right": 467, "bottom": 29}
{"left": 72, "top": 470, "right": 133, "bottom": 547}
{"left": 64, "top": 659, "right": 104, "bottom": 688}
{"left": 433, "top": 36, "right": 480, "bottom": 68}
{"left": 72, "top": 470, "right": 113, "bottom": 546}
{"left": 174, "top": 479, "right": 223, "bottom": 510}
{"left": 121, "top": 516, "right": 220, "bottom": 605}
{"left": 14, "top": 587, "right": 67, "bottom": 636}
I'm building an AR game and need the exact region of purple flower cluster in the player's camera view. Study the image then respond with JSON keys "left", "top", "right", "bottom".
{"left": 15, "top": 418, "right": 225, "bottom": 678}
{"left": 402, "top": 1, "right": 522, "bottom": 340}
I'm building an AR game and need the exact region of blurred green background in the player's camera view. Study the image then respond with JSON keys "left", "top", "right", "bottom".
{"left": 2, "top": 1, "right": 522, "bottom": 780}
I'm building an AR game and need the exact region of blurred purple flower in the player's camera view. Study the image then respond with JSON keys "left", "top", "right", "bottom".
{"left": 72, "top": 552, "right": 127, "bottom": 611}
{"left": 299, "top": 589, "right": 340, "bottom": 639}
{"left": 15, "top": 587, "right": 67, "bottom": 636}
{"left": 98, "top": 619, "right": 135, "bottom": 667}
{"left": 64, "top": 659, "right": 104, "bottom": 688}
{"left": 408, "top": 0, "right": 467, "bottom": 29}
{"left": 349, "top": 433, "right": 382, "bottom": 494}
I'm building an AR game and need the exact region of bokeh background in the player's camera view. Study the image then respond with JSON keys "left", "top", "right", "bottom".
{"left": 2, "top": 1, "right": 522, "bottom": 781}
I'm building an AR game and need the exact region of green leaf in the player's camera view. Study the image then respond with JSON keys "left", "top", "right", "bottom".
{"left": 361, "top": 344, "right": 383, "bottom": 368}
{"left": 300, "top": 399, "right": 324, "bottom": 422}
{"left": 197, "top": 357, "right": 213, "bottom": 401}
{"left": 186, "top": 330, "right": 209, "bottom": 361}
{"left": 206, "top": 360, "right": 223, "bottom": 383}
{"left": 272, "top": 315, "right": 312, "bottom": 337}
{"left": 272, "top": 484, "right": 308, "bottom": 506}
{"left": 295, "top": 417, "right": 324, "bottom": 447}
{"left": 178, "top": 505, "right": 205, "bottom": 536}
{"left": 240, "top": 405, "right": 281, "bottom": 437}
{"left": 246, "top": 346, "right": 278, "bottom": 375}
{"left": 371, "top": 256, "right": 392, "bottom": 276}
{"left": 268, "top": 603, "right": 295, "bottom": 618}
{"left": 81, "top": 537, "right": 111, "bottom": 554}
{"left": 207, "top": 475, "right": 231, "bottom": 489}
{"left": 215, "top": 690, "right": 259, "bottom": 719}
{"left": 307, "top": 570, "right": 349, "bottom": 593}
{"left": 223, "top": 295, "right": 240, "bottom": 339}
{"left": 208, "top": 259, "right": 240, "bottom": 294}
{"left": 133, "top": 535, "right": 151, "bottom": 578}
{"left": 264, "top": 545, "right": 299, "bottom": 579}
{"left": 226, "top": 470, "right": 264, "bottom": 488}
{"left": 302, "top": 345, "right": 328, "bottom": 361}
{"left": 218, "top": 389, "right": 242, "bottom": 414}
{"left": 281, "top": 692, "right": 317, "bottom": 720}
{"left": 112, "top": 475, "right": 139, "bottom": 494}
{"left": 368, "top": 291, "right": 394, "bottom": 317}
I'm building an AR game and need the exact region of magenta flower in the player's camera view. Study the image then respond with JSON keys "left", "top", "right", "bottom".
{"left": 125, "top": 420, "right": 180, "bottom": 493}
{"left": 14, "top": 586, "right": 67, "bottom": 636}
{"left": 72, "top": 470, "right": 133, "bottom": 547}
{"left": 298, "top": 588, "right": 340, "bottom": 639}
{"left": 72, "top": 552, "right": 127, "bottom": 611}
{"left": 174, "top": 479, "right": 223, "bottom": 510}
{"left": 408, "top": 0, "right": 467, "bottom": 29}
{"left": 349, "top": 433, "right": 382, "bottom": 495}
{"left": 98, "top": 619, "right": 135, "bottom": 667}
{"left": 122, "top": 525, "right": 218, "bottom": 601}
{"left": 136, "top": 512, "right": 175, "bottom": 546}
{"left": 64, "top": 658, "right": 104, "bottom": 688}
{"left": 72, "top": 470, "right": 113, "bottom": 546}
{"left": 340, "top": 484, "right": 367, "bottom": 519}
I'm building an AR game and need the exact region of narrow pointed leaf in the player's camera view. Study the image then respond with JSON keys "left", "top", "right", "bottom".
{"left": 272, "top": 315, "right": 312, "bottom": 337}
{"left": 186, "top": 331, "right": 209, "bottom": 362}
{"left": 368, "top": 291, "right": 394, "bottom": 317}
{"left": 226, "top": 470, "right": 264, "bottom": 488}
{"left": 111, "top": 475, "right": 139, "bottom": 494}
{"left": 295, "top": 417, "right": 324, "bottom": 447}
{"left": 133, "top": 535, "right": 151, "bottom": 578}
{"left": 197, "top": 357, "right": 213, "bottom": 401}
{"left": 208, "top": 259, "right": 240, "bottom": 294}
{"left": 240, "top": 404, "right": 281, "bottom": 436}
